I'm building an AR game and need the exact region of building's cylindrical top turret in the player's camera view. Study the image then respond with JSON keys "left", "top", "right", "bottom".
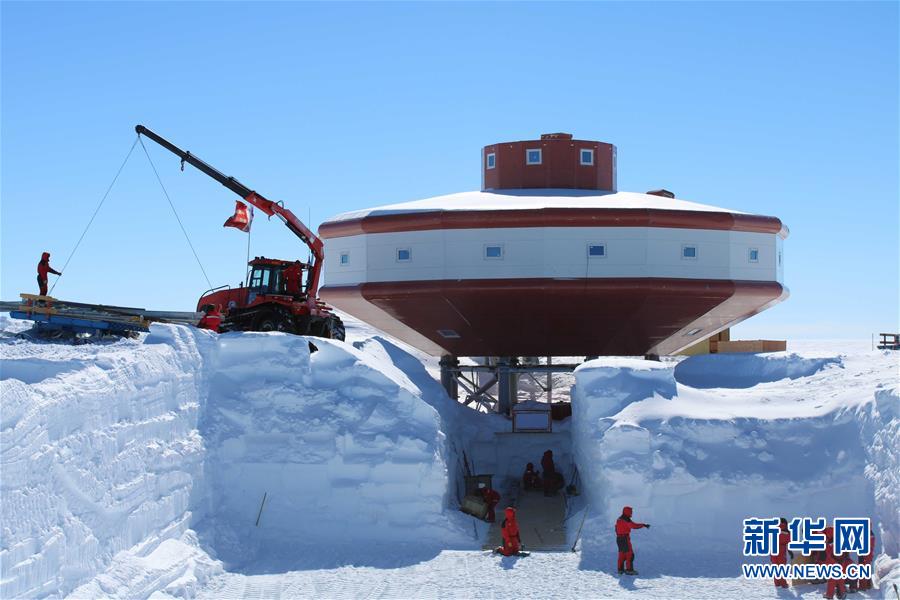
{"left": 482, "top": 133, "right": 616, "bottom": 192}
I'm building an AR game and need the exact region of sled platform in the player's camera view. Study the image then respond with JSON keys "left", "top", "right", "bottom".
{"left": 3, "top": 294, "right": 202, "bottom": 339}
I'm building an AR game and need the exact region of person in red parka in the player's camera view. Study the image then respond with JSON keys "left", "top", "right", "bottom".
{"left": 522, "top": 462, "right": 542, "bottom": 491}
{"left": 823, "top": 527, "right": 846, "bottom": 600}
{"left": 541, "top": 450, "right": 564, "bottom": 496}
{"left": 282, "top": 261, "right": 304, "bottom": 297}
{"left": 495, "top": 507, "right": 522, "bottom": 556}
{"left": 479, "top": 483, "right": 500, "bottom": 523}
{"left": 857, "top": 531, "right": 876, "bottom": 591}
{"left": 615, "top": 506, "right": 650, "bottom": 575}
{"left": 37, "top": 252, "right": 61, "bottom": 296}
{"left": 197, "top": 304, "right": 222, "bottom": 332}
{"left": 769, "top": 518, "right": 793, "bottom": 588}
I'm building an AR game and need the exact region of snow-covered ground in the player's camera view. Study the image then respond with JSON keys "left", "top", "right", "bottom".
{"left": 1, "top": 313, "right": 897, "bottom": 599}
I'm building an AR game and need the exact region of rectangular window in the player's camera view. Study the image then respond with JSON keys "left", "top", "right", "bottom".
{"left": 396, "top": 248, "right": 411, "bottom": 262}
{"left": 682, "top": 245, "right": 698, "bottom": 259}
{"left": 580, "top": 149, "right": 594, "bottom": 166}
{"left": 486, "top": 153, "right": 496, "bottom": 169}
{"left": 588, "top": 243, "right": 606, "bottom": 258}
{"left": 526, "top": 148, "right": 542, "bottom": 165}
{"left": 484, "top": 244, "right": 504, "bottom": 259}
{"left": 748, "top": 248, "right": 759, "bottom": 263}
{"left": 340, "top": 252, "right": 350, "bottom": 265}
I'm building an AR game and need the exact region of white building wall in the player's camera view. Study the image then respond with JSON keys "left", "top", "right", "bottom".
{"left": 324, "top": 227, "right": 781, "bottom": 286}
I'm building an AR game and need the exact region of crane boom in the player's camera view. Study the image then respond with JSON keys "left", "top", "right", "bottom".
{"left": 135, "top": 125, "right": 324, "bottom": 295}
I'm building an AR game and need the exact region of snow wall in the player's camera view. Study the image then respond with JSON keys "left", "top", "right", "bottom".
{"left": 200, "top": 333, "right": 469, "bottom": 562}
{"left": 0, "top": 325, "right": 469, "bottom": 598}
{"left": 571, "top": 353, "right": 899, "bottom": 579}
{"left": 0, "top": 326, "right": 213, "bottom": 598}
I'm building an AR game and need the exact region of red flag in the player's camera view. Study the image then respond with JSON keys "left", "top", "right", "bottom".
{"left": 224, "top": 201, "right": 253, "bottom": 232}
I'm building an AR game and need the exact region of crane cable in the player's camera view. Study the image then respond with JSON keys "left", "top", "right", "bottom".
{"left": 50, "top": 136, "right": 140, "bottom": 294}
{"left": 138, "top": 135, "right": 213, "bottom": 289}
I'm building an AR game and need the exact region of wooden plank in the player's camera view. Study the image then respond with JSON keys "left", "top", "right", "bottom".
{"left": 20, "top": 293, "right": 55, "bottom": 301}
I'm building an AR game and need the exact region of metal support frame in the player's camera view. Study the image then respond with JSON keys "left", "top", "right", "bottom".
{"left": 439, "top": 355, "right": 460, "bottom": 401}
{"left": 439, "top": 356, "right": 581, "bottom": 416}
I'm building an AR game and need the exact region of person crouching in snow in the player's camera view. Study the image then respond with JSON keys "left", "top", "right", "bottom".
{"left": 769, "top": 518, "right": 793, "bottom": 589}
{"left": 495, "top": 507, "right": 522, "bottom": 556}
{"left": 522, "top": 462, "right": 542, "bottom": 491}
{"left": 615, "top": 506, "right": 650, "bottom": 575}
{"left": 479, "top": 483, "right": 500, "bottom": 523}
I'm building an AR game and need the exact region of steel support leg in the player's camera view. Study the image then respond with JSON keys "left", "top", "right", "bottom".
{"left": 497, "top": 357, "right": 519, "bottom": 416}
{"left": 439, "top": 355, "right": 459, "bottom": 401}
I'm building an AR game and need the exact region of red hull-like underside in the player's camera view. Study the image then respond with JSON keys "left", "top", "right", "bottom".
{"left": 322, "top": 278, "right": 787, "bottom": 357}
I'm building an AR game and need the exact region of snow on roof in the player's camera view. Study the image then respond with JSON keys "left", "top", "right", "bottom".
{"left": 326, "top": 189, "right": 749, "bottom": 223}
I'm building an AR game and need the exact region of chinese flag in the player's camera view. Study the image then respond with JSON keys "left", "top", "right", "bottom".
{"left": 224, "top": 200, "right": 253, "bottom": 233}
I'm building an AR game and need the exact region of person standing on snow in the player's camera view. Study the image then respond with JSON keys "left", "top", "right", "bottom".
{"left": 522, "top": 462, "right": 542, "bottom": 491}
{"left": 541, "top": 450, "right": 564, "bottom": 496}
{"left": 495, "top": 507, "right": 522, "bottom": 556}
{"left": 857, "top": 531, "right": 876, "bottom": 591}
{"left": 36, "top": 252, "right": 61, "bottom": 296}
{"left": 769, "top": 517, "right": 793, "bottom": 589}
{"left": 823, "top": 526, "right": 846, "bottom": 600}
{"left": 615, "top": 506, "right": 650, "bottom": 575}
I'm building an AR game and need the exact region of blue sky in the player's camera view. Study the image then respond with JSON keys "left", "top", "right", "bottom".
{"left": 2, "top": 2, "right": 897, "bottom": 340}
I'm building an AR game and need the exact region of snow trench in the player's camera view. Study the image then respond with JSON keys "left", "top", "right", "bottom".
{"left": 2, "top": 322, "right": 897, "bottom": 598}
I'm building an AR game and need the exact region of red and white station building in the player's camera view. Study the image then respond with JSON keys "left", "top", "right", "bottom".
{"left": 318, "top": 133, "right": 788, "bottom": 358}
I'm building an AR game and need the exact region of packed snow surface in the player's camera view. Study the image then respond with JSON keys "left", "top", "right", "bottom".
{"left": 1, "top": 313, "right": 897, "bottom": 599}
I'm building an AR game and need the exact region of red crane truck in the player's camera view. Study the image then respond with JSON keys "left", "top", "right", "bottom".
{"left": 135, "top": 125, "right": 345, "bottom": 340}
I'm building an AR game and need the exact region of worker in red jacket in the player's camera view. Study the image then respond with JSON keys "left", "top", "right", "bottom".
{"left": 495, "top": 507, "right": 522, "bottom": 556}
{"left": 823, "top": 527, "right": 846, "bottom": 600}
{"left": 541, "top": 450, "right": 564, "bottom": 496}
{"left": 197, "top": 304, "right": 222, "bottom": 332}
{"left": 615, "top": 506, "right": 650, "bottom": 575}
{"left": 857, "top": 531, "right": 876, "bottom": 591}
{"left": 479, "top": 484, "right": 500, "bottom": 522}
{"left": 282, "top": 261, "right": 304, "bottom": 297}
{"left": 522, "top": 462, "right": 542, "bottom": 491}
{"left": 37, "top": 252, "right": 61, "bottom": 296}
{"left": 769, "top": 518, "right": 793, "bottom": 588}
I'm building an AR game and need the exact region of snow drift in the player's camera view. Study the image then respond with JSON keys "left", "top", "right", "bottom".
{"left": 673, "top": 351, "right": 841, "bottom": 389}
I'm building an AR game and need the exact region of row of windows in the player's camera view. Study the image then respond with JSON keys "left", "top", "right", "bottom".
{"left": 485, "top": 148, "right": 595, "bottom": 169}
{"left": 338, "top": 246, "right": 773, "bottom": 264}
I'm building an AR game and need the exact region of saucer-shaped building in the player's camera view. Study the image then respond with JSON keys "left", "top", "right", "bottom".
{"left": 318, "top": 133, "right": 788, "bottom": 358}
